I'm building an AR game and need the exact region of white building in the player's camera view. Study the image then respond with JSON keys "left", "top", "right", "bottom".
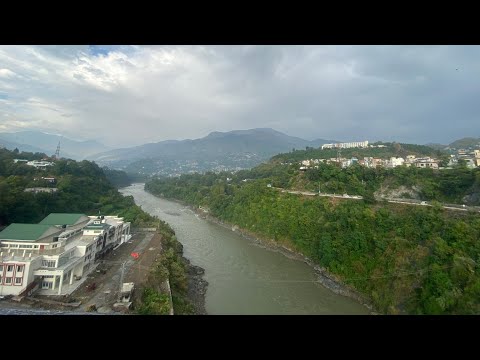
{"left": 322, "top": 141, "right": 369, "bottom": 150}
{"left": 415, "top": 158, "right": 439, "bottom": 169}
{"left": 24, "top": 188, "right": 58, "bottom": 194}
{"left": 388, "top": 157, "right": 405, "bottom": 168}
{"left": 26, "top": 160, "right": 54, "bottom": 169}
{"left": 0, "top": 213, "right": 131, "bottom": 297}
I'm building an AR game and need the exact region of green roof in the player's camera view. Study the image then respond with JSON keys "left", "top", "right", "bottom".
{"left": 39, "top": 213, "right": 89, "bottom": 226}
{"left": 0, "top": 224, "right": 60, "bottom": 241}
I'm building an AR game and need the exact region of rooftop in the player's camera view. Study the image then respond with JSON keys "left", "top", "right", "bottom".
{"left": 84, "top": 223, "right": 111, "bottom": 231}
{"left": 39, "top": 213, "right": 89, "bottom": 226}
{"left": 0, "top": 224, "right": 62, "bottom": 242}
{"left": 65, "top": 234, "right": 97, "bottom": 252}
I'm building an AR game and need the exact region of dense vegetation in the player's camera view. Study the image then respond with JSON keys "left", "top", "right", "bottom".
{"left": 0, "top": 148, "right": 151, "bottom": 227}
{"left": 136, "top": 224, "right": 195, "bottom": 315}
{"left": 102, "top": 167, "right": 132, "bottom": 188}
{"left": 0, "top": 147, "right": 195, "bottom": 314}
{"left": 146, "top": 162, "right": 480, "bottom": 314}
{"left": 150, "top": 152, "right": 480, "bottom": 206}
{"left": 304, "top": 163, "right": 480, "bottom": 205}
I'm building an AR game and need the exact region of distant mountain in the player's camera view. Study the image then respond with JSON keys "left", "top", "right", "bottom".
{"left": 448, "top": 137, "right": 480, "bottom": 149}
{"left": 0, "top": 138, "right": 48, "bottom": 155}
{"left": 0, "top": 131, "right": 110, "bottom": 160}
{"left": 89, "top": 128, "right": 335, "bottom": 175}
{"left": 425, "top": 143, "right": 447, "bottom": 151}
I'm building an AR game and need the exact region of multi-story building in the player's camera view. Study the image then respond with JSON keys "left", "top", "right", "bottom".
{"left": 0, "top": 213, "right": 131, "bottom": 297}
{"left": 414, "top": 158, "right": 439, "bottom": 169}
{"left": 322, "top": 141, "right": 369, "bottom": 150}
{"left": 388, "top": 157, "right": 405, "bottom": 168}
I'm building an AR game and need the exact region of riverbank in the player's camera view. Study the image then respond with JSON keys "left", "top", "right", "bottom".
{"left": 197, "top": 210, "right": 377, "bottom": 314}
{"left": 183, "top": 257, "right": 208, "bottom": 315}
{"left": 144, "top": 189, "right": 376, "bottom": 314}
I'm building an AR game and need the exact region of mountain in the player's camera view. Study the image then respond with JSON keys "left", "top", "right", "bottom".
{"left": 0, "top": 131, "right": 110, "bottom": 160}
{"left": 89, "top": 128, "right": 335, "bottom": 176}
{"left": 425, "top": 143, "right": 447, "bottom": 151}
{"left": 448, "top": 137, "right": 480, "bottom": 149}
{"left": 0, "top": 137, "right": 49, "bottom": 155}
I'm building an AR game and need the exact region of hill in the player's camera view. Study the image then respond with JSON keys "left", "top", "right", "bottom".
{"left": 271, "top": 141, "right": 445, "bottom": 164}
{"left": 448, "top": 137, "right": 480, "bottom": 149}
{"left": 425, "top": 143, "right": 447, "bottom": 151}
{"left": 89, "top": 128, "right": 335, "bottom": 176}
{"left": 0, "top": 131, "right": 110, "bottom": 160}
{"left": 145, "top": 156, "right": 480, "bottom": 314}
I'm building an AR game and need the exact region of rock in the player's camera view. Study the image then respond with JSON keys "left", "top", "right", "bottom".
{"left": 463, "top": 192, "right": 480, "bottom": 205}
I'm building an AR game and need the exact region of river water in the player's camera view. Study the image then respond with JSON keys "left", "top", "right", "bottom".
{"left": 120, "top": 183, "right": 369, "bottom": 315}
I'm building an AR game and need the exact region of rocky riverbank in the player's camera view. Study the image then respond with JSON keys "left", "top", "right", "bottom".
{"left": 194, "top": 207, "right": 378, "bottom": 314}
{"left": 182, "top": 256, "right": 208, "bottom": 315}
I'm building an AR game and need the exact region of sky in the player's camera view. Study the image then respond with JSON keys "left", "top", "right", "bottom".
{"left": 0, "top": 45, "right": 479, "bottom": 147}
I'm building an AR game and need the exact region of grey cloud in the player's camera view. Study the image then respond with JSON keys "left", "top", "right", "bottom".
{"left": 0, "top": 45, "right": 478, "bottom": 147}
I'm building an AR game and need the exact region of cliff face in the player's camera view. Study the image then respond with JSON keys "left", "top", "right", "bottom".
{"left": 374, "top": 185, "right": 422, "bottom": 200}
{"left": 463, "top": 188, "right": 480, "bottom": 205}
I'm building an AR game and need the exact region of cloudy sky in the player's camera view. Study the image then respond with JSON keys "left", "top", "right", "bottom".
{"left": 0, "top": 45, "right": 478, "bottom": 147}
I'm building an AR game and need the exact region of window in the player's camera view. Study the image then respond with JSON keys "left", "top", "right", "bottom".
{"left": 0, "top": 276, "right": 2, "bottom": 283}
{"left": 42, "top": 281, "right": 53, "bottom": 289}
{"left": 5, "top": 277, "right": 12, "bottom": 284}
{"left": 42, "top": 260, "right": 56, "bottom": 268}
{"left": 15, "top": 277, "right": 22, "bottom": 284}
{"left": 0, "top": 265, "right": 3, "bottom": 272}
{"left": 16, "top": 265, "right": 23, "bottom": 272}
{"left": 6, "top": 265, "right": 13, "bottom": 272}
{"left": 34, "top": 245, "right": 39, "bottom": 249}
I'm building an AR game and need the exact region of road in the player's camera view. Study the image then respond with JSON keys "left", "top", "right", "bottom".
{"left": 272, "top": 187, "right": 480, "bottom": 213}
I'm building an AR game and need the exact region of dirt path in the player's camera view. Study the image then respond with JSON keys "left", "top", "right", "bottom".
{"left": 74, "top": 231, "right": 163, "bottom": 313}
{"left": 124, "top": 232, "right": 163, "bottom": 285}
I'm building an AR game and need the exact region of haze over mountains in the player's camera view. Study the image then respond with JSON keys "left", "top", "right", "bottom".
{"left": 89, "top": 128, "right": 335, "bottom": 176}
{"left": 1, "top": 127, "right": 478, "bottom": 177}
{"left": 92, "top": 128, "right": 332, "bottom": 161}
{"left": 0, "top": 131, "right": 110, "bottom": 160}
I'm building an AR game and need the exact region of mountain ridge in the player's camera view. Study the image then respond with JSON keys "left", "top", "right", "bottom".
{"left": 88, "top": 128, "right": 336, "bottom": 176}
{"left": 0, "top": 131, "right": 110, "bottom": 160}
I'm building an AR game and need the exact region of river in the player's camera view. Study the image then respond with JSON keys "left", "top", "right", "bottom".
{"left": 120, "top": 183, "right": 369, "bottom": 315}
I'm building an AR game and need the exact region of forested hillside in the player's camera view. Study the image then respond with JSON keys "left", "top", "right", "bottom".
{"left": 0, "top": 148, "right": 149, "bottom": 227}
{"left": 145, "top": 163, "right": 480, "bottom": 314}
